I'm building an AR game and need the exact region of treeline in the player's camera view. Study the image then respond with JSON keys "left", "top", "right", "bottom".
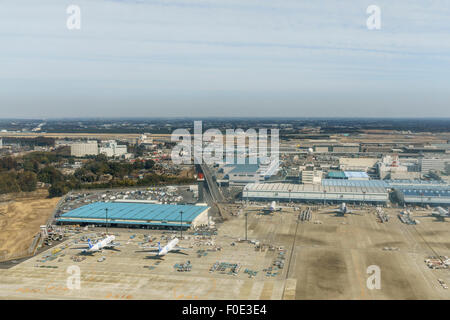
{"left": 0, "top": 152, "right": 68, "bottom": 194}
{"left": 0, "top": 171, "right": 37, "bottom": 194}
{"left": 0, "top": 152, "right": 194, "bottom": 197}
{"left": 74, "top": 154, "right": 155, "bottom": 182}
{"left": 0, "top": 151, "right": 72, "bottom": 173}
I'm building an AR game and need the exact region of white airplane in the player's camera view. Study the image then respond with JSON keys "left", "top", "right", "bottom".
{"left": 431, "top": 207, "right": 449, "bottom": 220}
{"left": 78, "top": 235, "right": 121, "bottom": 254}
{"left": 415, "top": 207, "right": 450, "bottom": 221}
{"left": 269, "top": 201, "right": 277, "bottom": 211}
{"left": 333, "top": 203, "right": 359, "bottom": 216}
{"left": 138, "top": 238, "right": 189, "bottom": 258}
{"left": 339, "top": 202, "right": 349, "bottom": 214}
{"left": 244, "top": 201, "right": 288, "bottom": 215}
{"left": 261, "top": 201, "right": 282, "bottom": 214}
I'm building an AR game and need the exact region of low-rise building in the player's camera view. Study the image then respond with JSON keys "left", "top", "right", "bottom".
{"left": 300, "top": 166, "right": 323, "bottom": 184}
{"left": 99, "top": 140, "right": 128, "bottom": 158}
{"left": 339, "top": 157, "right": 379, "bottom": 172}
{"left": 420, "top": 158, "right": 450, "bottom": 174}
{"left": 70, "top": 141, "right": 99, "bottom": 157}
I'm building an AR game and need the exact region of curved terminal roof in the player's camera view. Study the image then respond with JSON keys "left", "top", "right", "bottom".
{"left": 244, "top": 182, "right": 386, "bottom": 194}
{"left": 57, "top": 202, "right": 209, "bottom": 225}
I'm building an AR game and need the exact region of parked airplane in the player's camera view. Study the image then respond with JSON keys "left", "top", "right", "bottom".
{"left": 78, "top": 235, "right": 121, "bottom": 254}
{"left": 137, "top": 238, "right": 190, "bottom": 258}
{"left": 431, "top": 207, "right": 449, "bottom": 221}
{"left": 262, "top": 201, "right": 282, "bottom": 214}
{"left": 245, "top": 201, "right": 286, "bottom": 214}
{"left": 415, "top": 207, "right": 449, "bottom": 221}
{"left": 333, "top": 203, "right": 359, "bottom": 216}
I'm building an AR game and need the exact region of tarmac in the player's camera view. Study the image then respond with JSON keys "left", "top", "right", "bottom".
{"left": 0, "top": 204, "right": 449, "bottom": 300}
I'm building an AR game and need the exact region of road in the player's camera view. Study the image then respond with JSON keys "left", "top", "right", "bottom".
{"left": 198, "top": 163, "right": 225, "bottom": 203}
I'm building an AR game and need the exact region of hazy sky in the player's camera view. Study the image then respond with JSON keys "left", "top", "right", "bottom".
{"left": 0, "top": 0, "right": 449, "bottom": 118}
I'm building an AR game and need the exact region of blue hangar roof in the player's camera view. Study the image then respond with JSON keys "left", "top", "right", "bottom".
{"left": 399, "top": 188, "right": 450, "bottom": 197}
{"left": 57, "top": 202, "right": 209, "bottom": 225}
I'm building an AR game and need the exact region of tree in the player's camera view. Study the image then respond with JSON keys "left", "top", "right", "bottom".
{"left": 17, "top": 171, "right": 37, "bottom": 192}
{"left": 0, "top": 172, "right": 20, "bottom": 194}
{"left": 37, "top": 166, "right": 64, "bottom": 184}
{"left": 48, "top": 182, "right": 69, "bottom": 198}
{"left": 74, "top": 167, "right": 96, "bottom": 182}
{"left": 0, "top": 157, "right": 17, "bottom": 171}
{"left": 23, "top": 159, "right": 39, "bottom": 173}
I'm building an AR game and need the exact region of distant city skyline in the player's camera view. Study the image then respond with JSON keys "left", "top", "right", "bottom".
{"left": 1, "top": 0, "right": 449, "bottom": 118}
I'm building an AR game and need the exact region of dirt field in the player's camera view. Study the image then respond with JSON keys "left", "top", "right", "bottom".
{"left": 0, "top": 194, "right": 60, "bottom": 261}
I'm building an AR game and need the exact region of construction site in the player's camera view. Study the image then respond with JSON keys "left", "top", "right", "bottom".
{"left": 0, "top": 201, "right": 449, "bottom": 300}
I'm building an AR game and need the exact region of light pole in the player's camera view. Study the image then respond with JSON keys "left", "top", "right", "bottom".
{"left": 246, "top": 187, "right": 249, "bottom": 206}
{"left": 180, "top": 210, "right": 183, "bottom": 239}
{"left": 245, "top": 212, "right": 248, "bottom": 241}
{"left": 289, "top": 189, "right": 292, "bottom": 204}
{"left": 363, "top": 191, "right": 366, "bottom": 206}
{"left": 105, "top": 207, "right": 108, "bottom": 235}
{"left": 323, "top": 190, "right": 327, "bottom": 206}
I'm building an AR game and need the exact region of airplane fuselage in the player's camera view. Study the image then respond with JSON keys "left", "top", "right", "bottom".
{"left": 339, "top": 202, "right": 347, "bottom": 214}
{"left": 86, "top": 235, "right": 115, "bottom": 252}
{"left": 157, "top": 238, "right": 179, "bottom": 256}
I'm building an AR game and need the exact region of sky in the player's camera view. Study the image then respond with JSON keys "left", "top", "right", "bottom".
{"left": 0, "top": 0, "right": 449, "bottom": 118}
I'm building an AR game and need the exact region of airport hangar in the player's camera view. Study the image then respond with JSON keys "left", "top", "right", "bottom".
{"left": 56, "top": 202, "right": 210, "bottom": 230}
{"left": 242, "top": 181, "right": 389, "bottom": 204}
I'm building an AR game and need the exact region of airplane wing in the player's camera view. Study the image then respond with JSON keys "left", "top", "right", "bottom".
{"left": 174, "top": 246, "right": 191, "bottom": 250}
{"left": 104, "top": 242, "right": 121, "bottom": 248}
{"left": 72, "top": 246, "right": 90, "bottom": 250}
{"left": 142, "top": 251, "right": 162, "bottom": 256}
{"left": 136, "top": 248, "right": 159, "bottom": 253}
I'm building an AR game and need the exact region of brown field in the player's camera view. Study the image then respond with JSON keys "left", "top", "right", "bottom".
{"left": 0, "top": 193, "right": 60, "bottom": 261}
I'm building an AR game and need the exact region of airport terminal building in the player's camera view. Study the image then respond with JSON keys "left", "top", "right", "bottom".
{"left": 243, "top": 182, "right": 388, "bottom": 204}
{"left": 392, "top": 186, "right": 450, "bottom": 206}
{"left": 56, "top": 202, "right": 210, "bottom": 230}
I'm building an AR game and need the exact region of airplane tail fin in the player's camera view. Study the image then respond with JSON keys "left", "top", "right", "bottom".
{"left": 157, "top": 242, "right": 161, "bottom": 252}
{"left": 87, "top": 239, "right": 93, "bottom": 249}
